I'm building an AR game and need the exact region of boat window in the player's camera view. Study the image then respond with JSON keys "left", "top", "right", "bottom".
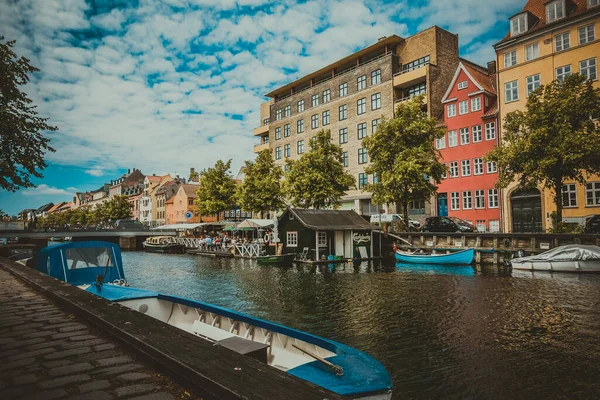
{"left": 65, "top": 247, "right": 114, "bottom": 270}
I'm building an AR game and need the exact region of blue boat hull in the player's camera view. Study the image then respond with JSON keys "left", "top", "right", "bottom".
{"left": 395, "top": 248, "right": 474, "bottom": 265}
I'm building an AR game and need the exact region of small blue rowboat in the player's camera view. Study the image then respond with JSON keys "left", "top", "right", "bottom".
{"left": 395, "top": 248, "right": 474, "bottom": 265}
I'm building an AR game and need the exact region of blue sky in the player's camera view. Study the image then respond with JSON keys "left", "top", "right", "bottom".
{"left": 0, "top": 0, "right": 525, "bottom": 215}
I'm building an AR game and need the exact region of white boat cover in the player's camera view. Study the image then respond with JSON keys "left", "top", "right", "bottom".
{"left": 512, "top": 245, "right": 600, "bottom": 262}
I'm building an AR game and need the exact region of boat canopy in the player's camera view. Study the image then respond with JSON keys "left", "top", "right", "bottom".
{"left": 34, "top": 241, "right": 125, "bottom": 285}
{"left": 152, "top": 222, "right": 230, "bottom": 230}
{"left": 513, "top": 245, "right": 600, "bottom": 262}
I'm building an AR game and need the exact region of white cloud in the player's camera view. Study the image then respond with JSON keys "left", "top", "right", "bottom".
{"left": 85, "top": 169, "right": 105, "bottom": 177}
{"left": 22, "top": 184, "right": 78, "bottom": 196}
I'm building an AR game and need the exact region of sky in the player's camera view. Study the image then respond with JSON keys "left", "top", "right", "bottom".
{"left": 0, "top": 0, "right": 525, "bottom": 215}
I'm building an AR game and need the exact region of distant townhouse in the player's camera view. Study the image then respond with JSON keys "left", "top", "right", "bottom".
{"left": 86, "top": 184, "right": 110, "bottom": 209}
{"left": 254, "top": 27, "right": 460, "bottom": 219}
{"left": 155, "top": 180, "right": 182, "bottom": 226}
{"left": 140, "top": 175, "right": 164, "bottom": 224}
{"left": 494, "top": 0, "right": 600, "bottom": 232}
{"left": 437, "top": 60, "right": 501, "bottom": 232}
{"left": 121, "top": 169, "right": 145, "bottom": 220}
{"left": 171, "top": 184, "right": 209, "bottom": 224}
{"left": 35, "top": 203, "right": 54, "bottom": 219}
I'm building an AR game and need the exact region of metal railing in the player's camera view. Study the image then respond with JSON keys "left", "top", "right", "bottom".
{"left": 392, "top": 61, "right": 433, "bottom": 77}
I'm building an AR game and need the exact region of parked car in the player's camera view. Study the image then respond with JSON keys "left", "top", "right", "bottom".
{"left": 584, "top": 215, "right": 600, "bottom": 234}
{"left": 421, "top": 216, "right": 475, "bottom": 233}
{"left": 114, "top": 219, "right": 145, "bottom": 230}
{"left": 370, "top": 213, "right": 421, "bottom": 230}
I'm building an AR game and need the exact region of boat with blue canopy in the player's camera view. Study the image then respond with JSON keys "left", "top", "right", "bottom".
{"left": 32, "top": 241, "right": 392, "bottom": 399}
{"left": 395, "top": 248, "right": 474, "bottom": 265}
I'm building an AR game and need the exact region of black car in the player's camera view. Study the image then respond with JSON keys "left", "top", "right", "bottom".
{"left": 421, "top": 216, "right": 475, "bottom": 233}
{"left": 584, "top": 215, "right": 600, "bottom": 234}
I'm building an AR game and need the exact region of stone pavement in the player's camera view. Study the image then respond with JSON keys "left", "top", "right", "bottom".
{"left": 0, "top": 268, "right": 197, "bottom": 400}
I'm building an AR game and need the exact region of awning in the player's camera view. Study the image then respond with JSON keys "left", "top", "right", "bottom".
{"left": 152, "top": 223, "right": 204, "bottom": 230}
{"left": 236, "top": 219, "right": 276, "bottom": 229}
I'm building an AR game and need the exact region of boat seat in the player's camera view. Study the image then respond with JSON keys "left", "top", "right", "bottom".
{"left": 190, "top": 320, "right": 236, "bottom": 342}
{"left": 216, "top": 336, "right": 269, "bottom": 364}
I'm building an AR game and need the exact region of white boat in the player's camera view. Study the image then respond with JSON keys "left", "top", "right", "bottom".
{"left": 510, "top": 245, "right": 600, "bottom": 273}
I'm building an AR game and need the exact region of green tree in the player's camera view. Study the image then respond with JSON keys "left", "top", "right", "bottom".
{"left": 486, "top": 74, "right": 600, "bottom": 230}
{"left": 195, "top": 159, "right": 237, "bottom": 221}
{"left": 283, "top": 129, "right": 355, "bottom": 209}
{"left": 236, "top": 150, "right": 285, "bottom": 217}
{"left": 0, "top": 38, "right": 56, "bottom": 191}
{"left": 103, "top": 195, "right": 133, "bottom": 221}
{"left": 363, "top": 96, "right": 446, "bottom": 229}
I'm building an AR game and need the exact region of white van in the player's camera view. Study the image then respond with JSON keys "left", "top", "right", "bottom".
{"left": 370, "top": 214, "right": 420, "bottom": 229}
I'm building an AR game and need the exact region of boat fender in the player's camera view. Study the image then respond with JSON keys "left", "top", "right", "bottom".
{"left": 393, "top": 244, "right": 397, "bottom": 252}
{"left": 264, "top": 234, "right": 271, "bottom": 243}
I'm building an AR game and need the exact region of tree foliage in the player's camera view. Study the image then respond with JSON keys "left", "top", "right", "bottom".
{"left": 363, "top": 96, "right": 446, "bottom": 229}
{"left": 195, "top": 159, "right": 237, "bottom": 220}
{"left": 0, "top": 38, "right": 56, "bottom": 191}
{"left": 37, "top": 196, "right": 132, "bottom": 229}
{"left": 486, "top": 74, "right": 600, "bottom": 228}
{"left": 236, "top": 149, "right": 284, "bottom": 216}
{"left": 283, "top": 129, "right": 355, "bottom": 209}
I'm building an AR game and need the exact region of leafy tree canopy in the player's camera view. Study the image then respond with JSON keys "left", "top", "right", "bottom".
{"left": 236, "top": 149, "right": 284, "bottom": 216}
{"left": 283, "top": 129, "right": 355, "bottom": 209}
{"left": 363, "top": 96, "right": 446, "bottom": 228}
{"left": 0, "top": 38, "right": 56, "bottom": 191}
{"left": 486, "top": 74, "right": 600, "bottom": 226}
{"left": 195, "top": 159, "right": 237, "bottom": 220}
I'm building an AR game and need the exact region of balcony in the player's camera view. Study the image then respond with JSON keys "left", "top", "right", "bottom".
{"left": 253, "top": 123, "right": 269, "bottom": 137}
{"left": 254, "top": 142, "right": 269, "bottom": 153}
{"left": 395, "top": 92, "right": 428, "bottom": 106}
{"left": 393, "top": 65, "right": 429, "bottom": 88}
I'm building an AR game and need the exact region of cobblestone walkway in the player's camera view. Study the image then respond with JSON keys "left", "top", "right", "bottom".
{"left": 0, "top": 268, "right": 196, "bottom": 400}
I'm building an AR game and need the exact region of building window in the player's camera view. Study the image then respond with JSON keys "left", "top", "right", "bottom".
{"left": 505, "top": 80, "right": 519, "bottom": 102}
{"left": 476, "top": 220, "right": 486, "bottom": 232}
{"left": 284, "top": 124, "right": 290, "bottom": 137}
{"left": 357, "top": 122, "right": 367, "bottom": 139}
{"left": 504, "top": 51, "right": 517, "bottom": 68}
{"left": 460, "top": 127, "right": 470, "bottom": 145}
{"left": 472, "top": 125, "right": 482, "bottom": 142}
{"left": 589, "top": 0, "right": 600, "bottom": 7}
{"left": 525, "top": 42, "right": 540, "bottom": 61}
{"left": 436, "top": 136, "right": 446, "bottom": 149}
{"left": 322, "top": 110, "right": 330, "bottom": 126}
{"left": 286, "top": 231, "right": 298, "bottom": 247}
{"left": 555, "top": 32, "right": 570, "bottom": 52}
{"left": 447, "top": 103, "right": 457, "bottom": 118}
{"left": 462, "top": 191, "right": 473, "bottom": 210}
{"left": 339, "top": 128, "right": 348, "bottom": 144}
{"left": 339, "top": 82, "right": 348, "bottom": 97}
{"left": 284, "top": 144, "right": 291, "bottom": 158}
{"left": 357, "top": 75, "right": 367, "bottom": 90}
{"left": 461, "top": 160, "right": 471, "bottom": 176}
{"left": 586, "top": 182, "right": 600, "bottom": 205}
{"left": 358, "top": 173, "right": 368, "bottom": 189}
{"left": 405, "top": 82, "right": 427, "bottom": 98}
{"left": 485, "top": 122, "right": 496, "bottom": 140}
{"left": 297, "top": 140, "right": 304, "bottom": 154}
{"left": 342, "top": 151, "right": 348, "bottom": 167}
{"left": 488, "top": 189, "right": 499, "bottom": 208}
{"left": 402, "top": 55, "right": 430, "bottom": 72}
{"left": 451, "top": 192, "right": 460, "bottom": 210}
{"left": 458, "top": 81, "right": 468, "bottom": 90}
{"left": 510, "top": 14, "right": 528, "bottom": 36}
{"left": 276, "top": 109, "right": 282, "bottom": 121}
{"left": 357, "top": 98, "right": 366, "bottom": 115}
{"left": 318, "top": 231, "right": 327, "bottom": 246}
{"left": 339, "top": 104, "right": 347, "bottom": 120}
{"left": 311, "top": 114, "right": 319, "bottom": 129}
{"left": 372, "top": 119, "right": 380, "bottom": 134}
{"left": 448, "top": 130, "right": 458, "bottom": 147}
{"left": 371, "top": 69, "right": 381, "bottom": 85}
{"left": 459, "top": 100, "right": 468, "bottom": 115}
{"left": 486, "top": 161, "right": 497, "bottom": 173}
{"left": 284, "top": 105, "right": 291, "bottom": 118}
{"left": 475, "top": 190, "right": 485, "bottom": 209}
{"left": 298, "top": 100, "right": 304, "bottom": 113}
{"left": 275, "top": 127, "right": 281, "bottom": 140}
{"left": 580, "top": 58, "right": 597, "bottom": 81}
{"left": 556, "top": 64, "right": 572, "bottom": 81}
{"left": 579, "top": 24, "right": 595, "bottom": 45}
{"left": 562, "top": 184, "right": 578, "bottom": 207}
{"left": 371, "top": 93, "right": 381, "bottom": 110}
{"left": 358, "top": 148, "right": 368, "bottom": 164}
{"left": 275, "top": 147, "right": 281, "bottom": 160}
{"left": 474, "top": 158, "right": 484, "bottom": 175}
{"left": 323, "top": 89, "right": 331, "bottom": 103}
{"left": 547, "top": 0, "right": 565, "bottom": 22}
{"left": 526, "top": 74, "right": 541, "bottom": 96}
{"left": 311, "top": 94, "right": 319, "bottom": 107}
{"left": 449, "top": 161, "right": 459, "bottom": 178}
{"left": 471, "top": 97, "right": 481, "bottom": 112}
{"left": 297, "top": 119, "right": 304, "bottom": 134}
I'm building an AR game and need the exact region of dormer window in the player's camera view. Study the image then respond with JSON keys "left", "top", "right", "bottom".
{"left": 510, "top": 14, "right": 528, "bottom": 36}
{"left": 547, "top": 0, "right": 565, "bottom": 23}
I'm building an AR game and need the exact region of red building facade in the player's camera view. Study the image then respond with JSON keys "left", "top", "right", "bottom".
{"left": 436, "top": 61, "right": 501, "bottom": 232}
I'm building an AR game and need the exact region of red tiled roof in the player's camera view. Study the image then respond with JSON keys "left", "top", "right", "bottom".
{"left": 483, "top": 98, "right": 499, "bottom": 118}
{"left": 181, "top": 184, "right": 199, "bottom": 198}
{"left": 461, "top": 60, "right": 497, "bottom": 95}
{"left": 497, "top": 0, "right": 595, "bottom": 45}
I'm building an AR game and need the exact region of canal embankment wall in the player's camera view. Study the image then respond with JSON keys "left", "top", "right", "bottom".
{"left": 0, "top": 258, "right": 346, "bottom": 400}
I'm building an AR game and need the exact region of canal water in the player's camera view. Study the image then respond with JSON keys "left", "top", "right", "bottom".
{"left": 122, "top": 252, "right": 600, "bottom": 399}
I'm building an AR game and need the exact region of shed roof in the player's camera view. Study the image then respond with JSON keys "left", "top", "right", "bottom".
{"left": 285, "top": 208, "right": 378, "bottom": 231}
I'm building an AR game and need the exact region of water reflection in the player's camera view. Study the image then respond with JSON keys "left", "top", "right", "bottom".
{"left": 122, "top": 252, "right": 600, "bottom": 399}
{"left": 395, "top": 262, "right": 476, "bottom": 276}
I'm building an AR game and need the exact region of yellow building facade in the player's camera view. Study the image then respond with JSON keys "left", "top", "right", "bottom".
{"left": 495, "top": 0, "right": 600, "bottom": 232}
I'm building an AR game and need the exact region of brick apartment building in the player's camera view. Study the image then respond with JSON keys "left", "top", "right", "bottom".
{"left": 254, "top": 26, "right": 460, "bottom": 218}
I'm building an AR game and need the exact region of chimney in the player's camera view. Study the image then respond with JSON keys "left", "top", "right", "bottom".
{"left": 378, "top": 36, "right": 387, "bottom": 41}
{"left": 128, "top": 168, "right": 131, "bottom": 174}
{"left": 487, "top": 60, "right": 497, "bottom": 75}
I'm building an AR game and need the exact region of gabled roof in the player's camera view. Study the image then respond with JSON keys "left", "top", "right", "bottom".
{"left": 441, "top": 61, "right": 496, "bottom": 103}
{"left": 122, "top": 169, "right": 145, "bottom": 186}
{"left": 36, "top": 203, "right": 54, "bottom": 213}
{"left": 47, "top": 202, "right": 66, "bottom": 213}
{"left": 181, "top": 184, "right": 199, "bottom": 198}
{"left": 283, "top": 208, "right": 378, "bottom": 231}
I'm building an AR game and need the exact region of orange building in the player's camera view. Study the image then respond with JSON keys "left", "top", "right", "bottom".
{"left": 169, "top": 184, "right": 218, "bottom": 224}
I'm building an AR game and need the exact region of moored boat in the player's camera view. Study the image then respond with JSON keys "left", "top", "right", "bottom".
{"left": 510, "top": 245, "right": 600, "bottom": 273}
{"left": 32, "top": 241, "right": 392, "bottom": 399}
{"left": 256, "top": 253, "right": 296, "bottom": 265}
{"left": 395, "top": 248, "right": 474, "bottom": 265}
{"left": 143, "top": 236, "right": 185, "bottom": 254}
